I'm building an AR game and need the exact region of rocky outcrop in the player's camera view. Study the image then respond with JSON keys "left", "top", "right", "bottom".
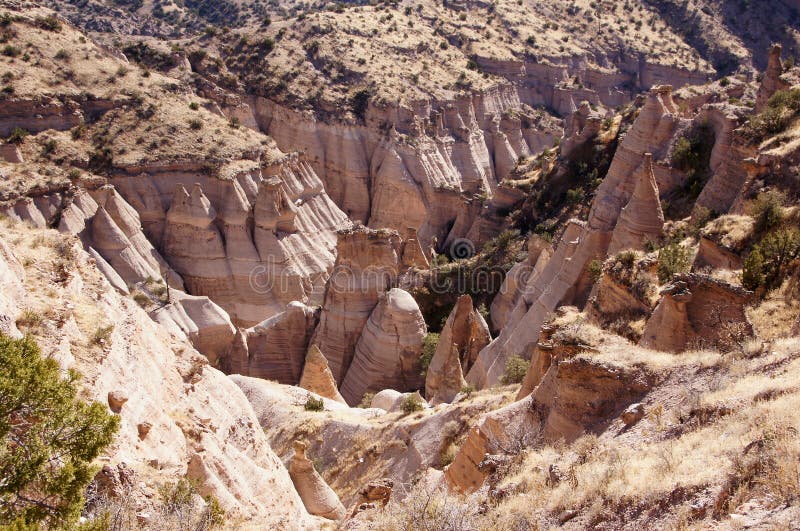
{"left": 756, "top": 44, "right": 789, "bottom": 112}
{"left": 426, "top": 295, "right": 491, "bottom": 404}
{"left": 311, "top": 226, "right": 401, "bottom": 383}
{"left": 0, "top": 231, "right": 313, "bottom": 525}
{"left": 560, "top": 101, "right": 603, "bottom": 159}
{"left": 448, "top": 353, "right": 652, "bottom": 494}
{"left": 607, "top": 154, "right": 664, "bottom": 255}
{"left": 0, "top": 143, "right": 23, "bottom": 163}
{"left": 111, "top": 154, "right": 351, "bottom": 326}
{"left": 490, "top": 235, "right": 553, "bottom": 332}
{"left": 468, "top": 86, "right": 680, "bottom": 389}
{"left": 149, "top": 291, "right": 236, "bottom": 367}
{"left": 693, "top": 237, "right": 744, "bottom": 271}
{"left": 299, "top": 345, "right": 346, "bottom": 404}
{"left": 339, "top": 288, "right": 427, "bottom": 406}
{"left": 640, "top": 274, "right": 754, "bottom": 352}
{"left": 288, "top": 440, "right": 347, "bottom": 521}
{"left": 224, "top": 301, "right": 318, "bottom": 383}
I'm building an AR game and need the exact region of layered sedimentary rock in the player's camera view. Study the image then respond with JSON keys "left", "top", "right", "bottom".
{"left": 299, "top": 345, "right": 346, "bottom": 404}
{"left": 149, "top": 291, "right": 236, "bottom": 366}
{"left": 426, "top": 295, "right": 491, "bottom": 404}
{"left": 250, "top": 88, "right": 561, "bottom": 251}
{"left": 468, "top": 86, "right": 680, "bottom": 389}
{"left": 288, "top": 441, "right": 347, "bottom": 521}
{"left": 489, "top": 235, "right": 553, "bottom": 332}
{"left": 224, "top": 301, "right": 318, "bottom": 383}
{"left": 640, "top": 274, "right": 754, "bottom": 352}
{"left": 111, "top": 154, "right": 351, "bottom": 325}
{"left": 447, "top": 354, "right": 652, "bottom": 494}
{"left": 560, "top": 101, "right": 604, "bottom": 159}
{"left": 692, "top": 106, "right": 754, "bottom": 216}
{"left": 0, "top": 233, "right": 313, "bottom": 526}
{"left": 340, "top": 288, "right": 427, "bottom": 405}
{"left": 693, "top": 237, "right": 744, "bottom": 271}
{"left": 311, "top": 226, "right": 401, "bottom": 383}
{"left": 607, "top": 154, "right": 664, "bottom": 255}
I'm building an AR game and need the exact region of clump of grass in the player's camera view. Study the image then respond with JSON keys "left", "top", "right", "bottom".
{"left": 91, "top": 325, "right": 114, "bottom": 347}
{"left": 401, "top": 394, "right": 423, "bottom": 414}
{"left": 303, "top": 394, "right": 324, "bottom": 412}
{"left": 16, "top": 309, "right": 43, "bottom": 330}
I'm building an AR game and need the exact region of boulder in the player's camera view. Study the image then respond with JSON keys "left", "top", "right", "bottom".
{"left": 288, "top": 441, "right": 346, "bottom": 520}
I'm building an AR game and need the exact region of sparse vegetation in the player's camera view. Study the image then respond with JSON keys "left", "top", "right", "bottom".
{"left": 401, "top": 394, "right": 423, "bottom": 414}
{"left": 303, "top": 394, "right": 325, "bottom": 412}
{"left": 501, "top": 355, "right": 529, "bottom": 385}
{"left": 657, "top": 243, "right": 691, "bottom": 283}
{"left": 419, "top": 332, "right": 439, "bottom": 377}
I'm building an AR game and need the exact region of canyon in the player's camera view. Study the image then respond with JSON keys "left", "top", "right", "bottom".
{"left": 1, "top": 1, "right": 800, "bottom": 530}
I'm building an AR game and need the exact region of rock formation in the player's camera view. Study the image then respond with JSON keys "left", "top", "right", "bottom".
{"left": 469, "top": 86, "right": 680, "bottom": 389}
{"left": 339, "top": 288, "right": 427, "bottom": 405}
{"left": 299, "top": 345, "right": 347, "bottom": 404}
{"left": 311, "top": 226, "right": 401, "bottom": 383}
{"left": 756, "top": 44, "right": 789, "bottom": 112}
{"left": 607, "top": 154, "right": 664, "bottom": 255}
{"left": 288, "top": 440, "right": 347, "bottom": 521}
{"left": 425, "top": 295, "right": 491, "bottom": 404}
{"left": 640, "top": 274, "right": 754, "bottom": 352}
{"left": 0, "top": 231, "right": 313, "bottom": 525}
{"left": 149, "top": 291, "right": 236, "bottom": 367}
{"left": 490, "top": 235, "right": 553, "bottom": 332}
{"left": 224, "top": 301, "right": 318, "bottom": 383}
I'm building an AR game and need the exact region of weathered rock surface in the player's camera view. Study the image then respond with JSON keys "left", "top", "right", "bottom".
{"left": 0, "top": 232, "right": 314, "bottom": 526}
{"left": 607, "top": 153, "right": 664, "bottom": 255}
{"left": 111, "top": 154, "right": 352, "bottom": 326}
{"left": 640, "top": 274, "right": 754, "bottom": 352}
{"left": 311, "top": 226, "right": 401, "bottom": 383}
{"left": 426, "top": 295, "right": 491, "bottom": 404}
{"left": 340, "top": 288, "right": 427, "bottom": 405}
{"left": 224, "top": 301, "right": 318, "bottom": 383}
{"left": 468, "top": 86, "right": 680, "bottom": 389}
{"left": 149, "top": 291, "right": 236, "bottom": 367}
{"left": 288, "top": 440, "right": 347, "bottom": 520}
{"left": 299, "top": 345, "right": 346, "bottom": 404}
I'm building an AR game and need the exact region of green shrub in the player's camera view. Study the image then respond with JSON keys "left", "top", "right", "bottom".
{"left": 35, "top": 15, "right": 62, "bottom": 31}
{"left": 303, "top": 394, "right": 324, "bottom": 412}
{"left": 743, "top": 89, "right": 800, "bottom": 141}
{"left": 358, "top": 392, "right": 375, "bottom": 408}
{"left": 0, "top": 335, "right": 119, "bottom": 527}
{"left": 350, "top": 88, "right": 372, "bottom": 122}
{"left": 742, "top": 228, "right": 800, "bottom": 291}
{"left": 657, "top": 243, "right": 691, "bottom": 283}
{"left": 751, "top": 190, "right": 785, "bottom": 234}
{"left": 419, "top": 332, "right": 439, "bottom": 377}
{"left": 1, "top": 45, "right": 19, "bottom": 57}
{"left": 501, "top": 355, "right": 529, "bottom": 384}
{"left": 587, "top": 259, "right": 603, "bottom": 283}
{"left": 7, "top": 127, "right": 28, "bottom": 144}
{"left": 189, "top": 101, "right": 200, "bottom": 110}
{"left": 188, "top": 118, "right": 203, "bottom": 130}
{"left": 401, "top": 394, "right": 423, "bottom": 414}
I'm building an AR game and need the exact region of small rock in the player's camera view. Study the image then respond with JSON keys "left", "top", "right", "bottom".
{"left": 621, "top": 402, "right": 645, "bottom": 425}
{"left": 137, "top": 422, "right": 152, "bottom": 439}
{"left": 558, "top": 509, "right": 578, "bottom": 524}
{"left": 107, "top": 390, "right": 128, "bottom": 413}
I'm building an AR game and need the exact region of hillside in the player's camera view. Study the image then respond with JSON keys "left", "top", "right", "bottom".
{"left": 0, "top": 1, "right": 800, "bottom": 530}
